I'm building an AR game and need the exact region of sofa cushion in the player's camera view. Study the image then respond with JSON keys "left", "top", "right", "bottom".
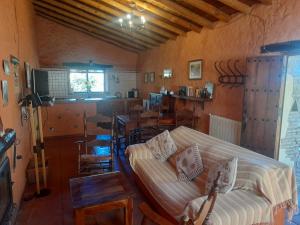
{"left": 206, "top": 157, "right": 238, "bottom": 194}
{"left": 146, "top": 130, "right": 177, "bottom": 161}
{"left": 174, "top": 144, "right": 204, "bottom": 182}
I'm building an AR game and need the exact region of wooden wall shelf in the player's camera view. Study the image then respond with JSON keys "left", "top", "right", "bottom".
{"left": 170, "top": 94, "right": 212, "bottom": 110}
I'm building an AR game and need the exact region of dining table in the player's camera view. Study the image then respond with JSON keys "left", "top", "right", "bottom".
{"left": 115, "top": 114, "right": 138, "bottom": 153}
{"left": 115, "top": 113, "right": 177, "bottom": 154}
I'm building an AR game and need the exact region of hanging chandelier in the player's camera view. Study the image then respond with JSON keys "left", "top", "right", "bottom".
{"left": 117, "top": 1, "right": 146, "bottom": 31}
{"left": 118, "top": 13, "right": 146, "bottom": 31}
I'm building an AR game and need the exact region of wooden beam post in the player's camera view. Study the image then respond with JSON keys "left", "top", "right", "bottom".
{"left": 182, "top": 0, "right": 231, "bottom": 22}
{"left": 122, "top": 0, "right": 203, "bottom": 32}
{"left": 146, "top": 0, "right": 215, "bottom": 28}
{"left": 217, "top": 0, "right": 251, "bottom": 14}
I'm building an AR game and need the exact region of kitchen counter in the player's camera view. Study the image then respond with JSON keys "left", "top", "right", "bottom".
{"left": 54, "top": 96, "right": 118, "bottom": 104}
{"left": 42, "top": 97, "right": 142, "bottom": 137}
{"left": 54, "top": 96, "right": 142, "bottom": 104}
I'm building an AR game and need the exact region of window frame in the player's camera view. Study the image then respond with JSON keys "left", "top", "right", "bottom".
{"left": 69, "top": 69, "right": 105, "bottom": 95}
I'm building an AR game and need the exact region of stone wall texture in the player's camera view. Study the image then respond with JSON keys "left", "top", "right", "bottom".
{"left": 137, "top": 0, "right": 300, "bottom": 133}
{"left": 0, "top": 0, "right": 39, "bottom": 206}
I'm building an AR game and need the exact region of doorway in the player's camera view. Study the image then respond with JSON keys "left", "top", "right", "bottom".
{"left": 279, "top": 55, "right": 300, "bottom": 224}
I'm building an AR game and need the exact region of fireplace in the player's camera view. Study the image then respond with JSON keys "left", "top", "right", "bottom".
{"left": 0, "top": 156, "right": 13, "bottom": 225}
{"left": 0, "top": 128, "right": 16, "bottom": 225}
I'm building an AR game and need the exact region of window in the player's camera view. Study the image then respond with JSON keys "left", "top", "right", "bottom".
{"left": 69, "top": 69, "right": 105, "bottom": 93}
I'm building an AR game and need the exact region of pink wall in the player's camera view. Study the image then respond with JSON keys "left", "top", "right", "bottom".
{"left": 35, "top": 16, "right": 138, "bottom": 70}
{"left": 0, "top": 0, "right": 39, "bottom": 206}
{"left": 137, "top": 0, "right": 300, "bottom": 133}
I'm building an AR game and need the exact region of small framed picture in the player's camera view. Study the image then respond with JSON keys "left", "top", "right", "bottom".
{"left": 163, "top": 69, "right": 172, "bottom": 78}
{"left": 148, "top": 72, "right": 155, "bottom": 83}
{"left": 144, "top": 73, "right": 148, "bottom": 83}
{"left": 188, "top": 59, "right": 203, "bottom": 80}
{"left": 1, "top": 80, "right": 8, "bottom": 106}
{"left": 205, "top": 81, "right": 214, "bottom": 99}
{"left": 3, "top": 60, "right": 10, "bottom": 75}
{"left": 24, "top": 62, "right": 31, "bottom": 88}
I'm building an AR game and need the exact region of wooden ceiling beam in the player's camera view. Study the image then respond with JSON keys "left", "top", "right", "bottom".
{"left": 76, "top": 0, "right": 179, "bottom": 39}
{"left": 58, "top": 0, "right": 167, "bottom": 44}
{"left": 217, "top": 0, "right": 251, "bottom": 14}
{"left": 34, "top": 4, "right": 148, "bottom": 50}
{"left": 37, "top": 0, "right": 161, "bottom": 46}
{"left": 36, "top": 13, "right": 141, "bottom": 53}
{"left": 122, "top": 0, "right": 203, "bottom": 32}
{"left": 144, "top": 0, "right": 214, "bottom": 28}
{"left": 34, "top": 1, "right": 153, "bottom": 49}
{"left": 182, "top": 0, "right": 231, "bottom": 22}
{"left": 99, "top": 0, "right": 186, "bottom": 36}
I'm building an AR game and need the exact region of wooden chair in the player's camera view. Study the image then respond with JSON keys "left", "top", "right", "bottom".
{"left": 175, "top": 109, "right": 195, "bottom": 129}
{"left": 136, "top": 110, "right": 160, "bottom": 143}
{"left": 129, "top": 104, "right": 144, "bottom": 119}
{"left": 139, "top": 172, "right": 220, "bottom": 225}
{"left": 75, "top": 112, "right": 115, "bottom": 175}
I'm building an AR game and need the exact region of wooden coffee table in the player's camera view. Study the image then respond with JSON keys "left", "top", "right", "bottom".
{"left": 69, "top": 172, "right": 134, "bottom": 225}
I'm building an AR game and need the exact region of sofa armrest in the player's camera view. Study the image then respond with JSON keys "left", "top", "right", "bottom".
{"left": 126, "top": 143, "right": 154, "bottom": 170}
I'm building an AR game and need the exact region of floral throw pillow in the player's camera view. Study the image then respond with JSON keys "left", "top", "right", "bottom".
{"left": 206, "top": 157, "right": 238, "bottom": 194}
{"left": 175, "top": 144, "right": 204, "bottom": 182}
{"left": 146, "top": 130, "right": 177, "bottom": 161}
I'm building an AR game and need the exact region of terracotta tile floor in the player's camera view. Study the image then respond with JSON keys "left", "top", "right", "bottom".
{"left": 16, "top": 136, "right": 146, "bottom": 225}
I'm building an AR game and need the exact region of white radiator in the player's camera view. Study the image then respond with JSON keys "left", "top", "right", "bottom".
{"left": 209, "top": 114, "right": 242, "bottom": 145}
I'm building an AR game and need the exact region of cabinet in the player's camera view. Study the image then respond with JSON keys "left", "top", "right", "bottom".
{"left": 41, "top": 102, "right": 96, "bottom": 137}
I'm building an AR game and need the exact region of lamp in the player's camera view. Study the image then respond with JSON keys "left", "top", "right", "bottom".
{"left": 117, "top": 2, "right": 146, "bottom": 31}
{"left": 118, "top": 13, "right": 146, "bottom": 31}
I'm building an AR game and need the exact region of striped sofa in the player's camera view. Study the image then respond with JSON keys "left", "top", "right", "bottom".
{"left": 126, "top": 126, "right": 298, "bottom": 225}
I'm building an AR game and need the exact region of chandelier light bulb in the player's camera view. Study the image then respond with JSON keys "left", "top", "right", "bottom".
{"left": 126, "top": 14, "right": 131, "bottom": 20}
{"left": 118, "top": 18, "right": 123, "bottom": 24}
{"left": 141, "top": 16, "right": 146, "bottom": 24}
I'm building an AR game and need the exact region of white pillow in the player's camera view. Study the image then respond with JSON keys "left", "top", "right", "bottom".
{"left": 175, "top": 144, "right": 204, "bottom": 182}
{"left": 146, "top": 130, "right": 177, "bottom": 161}
{"left": 206, "top": 157, "right": 238, "bottom": 194}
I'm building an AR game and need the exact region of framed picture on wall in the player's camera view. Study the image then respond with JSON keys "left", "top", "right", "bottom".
{"left": 149, "top": 72, "right": 155, "bottom": 83}
{"left": 163, "top": 69, "right": 172, "bottom": 78}
{"left": 25, "top": 62, "right": 31, "bottom": 88}
{"left": 3, "top": 60, "right": 10, "bottom": 75}
{"left": 188, "top": 59, "right": 203, "bottom": 80}
{"left": 1, "top": 80, "right": 8, "bottom": 106}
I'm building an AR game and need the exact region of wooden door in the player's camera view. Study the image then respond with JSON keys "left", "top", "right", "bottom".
{"left": 241, "top": 56, "right": 287, "bottom": 158}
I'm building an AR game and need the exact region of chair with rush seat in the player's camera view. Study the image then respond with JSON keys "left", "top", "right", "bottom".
{"left": 75, "top": 112, "right": 115, "bottom": 175}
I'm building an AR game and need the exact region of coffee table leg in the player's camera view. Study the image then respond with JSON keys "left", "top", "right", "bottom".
{"left": 125, "top": 198, "right": 133, "bottom": 225}
{"left": 75, "top": 209, "right": 85, "bottom": 225}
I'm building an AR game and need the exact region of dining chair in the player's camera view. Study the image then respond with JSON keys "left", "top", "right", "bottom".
{"left": 175, "top": 109, "right": 195, "bottom": 129}
{"left": 129, "top": 104, "right": 144, "bottom": 120}
{"left": 75, "top": 112, "right": 114, "bottom": 175}
{"left": 136, "top": 110, "right": 160, "bottom": 143}
{"left": 139, "top": 172, "right": 221, "bottom": 225}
